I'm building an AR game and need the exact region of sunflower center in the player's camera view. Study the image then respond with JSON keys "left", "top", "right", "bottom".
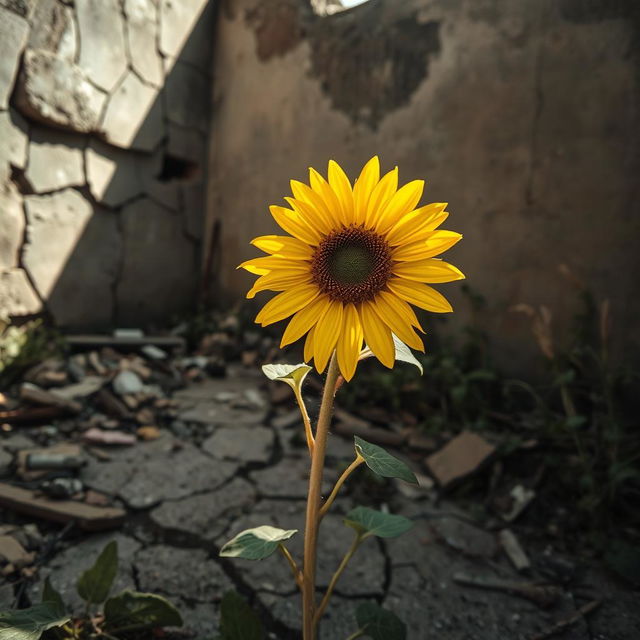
{"left": 311, "top": 225, "right": 392, "bottom": 304}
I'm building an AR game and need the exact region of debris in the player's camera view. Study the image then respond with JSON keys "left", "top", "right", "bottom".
{"left": 452, "top": 572, "right": 562, "bottom": 608}
{"left": 95, "top": 388, "right": 132, "bottom": 419}
{"left": 0, "top": 406, "right": 68, "bottom": 425}
{"left": 141, "top": 344, "right": 168, "bottom": 360}
{"left": 66, "top": 333, "right": 185, "bottom": 350}
{"left": 242, "top": 388, "right": 266, "bottom": 409}
{"left": 39, "top": 477, "right": 84, "bottom": 499}
{"left": 19, "top": 382, "right": 82, "bottom": 414}
{"left": 241, "top": 350, "right": 258, "bottom": 367}
{"left": 88, "top": 350, "right": 108, "bottom": 375}
{"left": 0, "top": 482, "right": 126, "bottom": 531}
{"left": 503, "top": 484, "right": 536, "bottom": 522}
{"left": 26, "top": 450, "right": 85, "bottom": 471}
{"left": 528, "top": 600, "right": 601, "bottom": 640}
{"left": 430, "top": 516, "right": 498, "bottom": 558}
{"left": 137, "top": 426, "right": 161, "bottom": 441}
{"left": 333, "top": 408, "right": 405, "bottom": 447}
{"left": 499, "top": 528, "right": 531, "bottom": 571}
{"left": 0, "top": 535, "right": 35, "bottom": 568}
{"left": 112, "top": 370, "right": 144, "bottom": 395}
{"left": 53, "top": 376, "right": 105, "bottom": 400}
{"left": 82, "top": 428, "right": 136, "bottom": 446}
{"left": 271, "top": 408, "right": 302, "bottom": 430}
{"left": 407, "top": 432, "right": 438, "bottom": 452}
{"left": 426, "top": 431, "right": 495, "bottom": 488}
{"left": 24, "top": 359, "right": 68, "bottom": 387}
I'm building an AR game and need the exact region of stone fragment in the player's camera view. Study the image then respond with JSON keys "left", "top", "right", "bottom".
{"left": 0, "top": 535, "right": 33, "bottom": 567}
{"left": 430, "top": 516, "right": 498, "bottom": 559}
{"left": 202, "top": 426, "right": 274, "bottom": 464}
{"left": 0, "top": 110, "right": 28, "bottom": 181}
{"left": 101, "top": 72, "right": 163, "bottom": 151}
{"left": 15, "top": 49, "right": 107, "bottom": 133}
{"left": 28, "top": 0, "right": 77, "bottom": 59}
{"left": 116, "top": 199, "right": 196, "bottom": 324}
{"left": 0, "top": 182, "right": 24, "bottom": 269}
{"left": 124, "top": 0, "right": 163, "bottom": 87}
{"left": 23, "top": 191, "right": 121, "bottom": 328}
{"left": 164, "top": 61, "right": 209, "bottom": 131}
{"left": 0, "top": 0, "right": 34, "bottom": 18}
{"left": 150, "top": 477, "right": 256, "bottom": 538}
{"left": 0, "top": 268, "right": 42, "bottom": 316}
{"left": 112, "top": 370, "right": 143, "bottom": 395}
{"left": 426, "top": 431, "right": 495, "bottom": 488}
{"left": 76, "top": 0, "right": 128, "bottom": 92}
{"left": 180, "top": 402, "right": 267, "bottom": 426}
{"left": 0, "top": 8, "right": 28, "bottom": 109}
{"left": 499, "top": 528, "right": 530, "bottom": 571}
{"left": 136, "top": 545, "right": 232, "bottom": 601}
{"left": 0, "top": 448, "right": 12, "bottom": 476}
{"left": 25, "top": 128, "right": 84, "bottom": 192}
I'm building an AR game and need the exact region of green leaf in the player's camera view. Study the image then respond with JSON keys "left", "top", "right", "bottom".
{"left": 354, "top": 437, "right": 418, "bottom": 485}
{"left": 219, "top": 526, "right": 297, "bottom": 560}
{"left": 76, "top": 540, "right": 118, "bottom": 604}
{"left": 41, "top": 577, "right": 65, "bottom": 612}
{"left": 356, "top": 602, "right": 407, "bottom": 640}
{"left": 392, "top": 335, "right": 423, "bottom": 374}
{"left": 0, "top": 602, "right": 69, "bottom": 640}
{"left": 344, "top": 507, "right": 413, "bottom": 539}
{"left": 261, "top": 363, "right": 312, "bottom": 392}
{"left": 219, "top": 591, "right": 263, "bottom": 640}
{"left": 103, "top": 590, "right": 183, "bottom": 632}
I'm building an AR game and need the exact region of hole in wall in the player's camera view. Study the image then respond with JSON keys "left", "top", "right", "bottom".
{"left": 310, "top": 0, "right": 373, "bottom": 18}
{"left": 157, "top": 154, "right": 200, "bottom": 183}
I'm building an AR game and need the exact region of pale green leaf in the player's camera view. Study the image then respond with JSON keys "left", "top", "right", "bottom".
{"left": 261, "top": 363, "right": 312, "bottom": 392}
{"left": 220, "top": 526, "right": 297, "bottom": 560}
{"left": 0, "top": 602, "right": 69, "bottom": 640}
{"left": 103, "top": 590, "right": 183, "bottom": 632}
{"left": 361, "top": 335, "right": 423, "bottom": 373}
{"left": 356, "top": 602, "right": 407, "bottom": 640}
{"left": 354, "top": 436, "right": 418, "bottom": 485}
{"left": 344, "top": 506, "right": 413, "bottom": 539}
{"left": 219, "top": 591, "right": 263, "bottom": 640}
{"left": 76, "top": 540, "right": 118, "bottom": 604}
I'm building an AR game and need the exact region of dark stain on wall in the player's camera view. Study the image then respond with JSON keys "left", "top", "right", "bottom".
{"left": 245, "top": 1, "right": 304, "bottom": 61}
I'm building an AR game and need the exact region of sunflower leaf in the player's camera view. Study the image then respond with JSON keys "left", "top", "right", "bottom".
{"left": 220, "top": 526, "right": 298, "bottom": 560}
{"left": 0, "top": 602, "right": 69, "bottom": 640}
{"left": 261, "top": 363, "right": 312, "bottom": 392}
{"left": 344, "top": 506, "right": 413, "bottom": 539}
{"left": 354, "top": 436, "right": 418, "bottom": 484}
{"left": 392, "top": 335, "right": 423, "bottom": 374}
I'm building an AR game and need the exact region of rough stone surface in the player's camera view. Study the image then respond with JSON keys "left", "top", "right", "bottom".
{"left": 164, "top": 61, "right": 209, "bottom": 131}
{"left": 135, "top": 545, "right": 232, "bottom": 601}
{"left": 168, "top": 122, "right": 206, "bottom": 165}
{"left": 116, "top": 198, "right": 197, "bottom": 324}
{"left": 181, "top": 182, "right": 205, "bottom": 241}
{"left": 0, "top": 269, "right": 41, "bottom": 316}
{"left": 0, "top": 447, "right": 12, "bottom": 477}
{"left": 28, "top": 0, "right": 77, "bottom": 59}
{"left": 430, "top": 515, "right": 499, "bottom": 558}
{"left": 76, "top": 0, "right": 128, "bottom": 93}
{"left": 0, "top": 8, "right": 29, "bottom": 110}
{"left": 0, "top": 182, "right": 24, "bottom": 269}
{"left": 0, "top": 109, "right": 28, "bottom": 181}
{"left": 150, "top": 477, "right": 256, "bottom": 538}
{"left": 179, "top": 402, "right": 267, "bottom": 427}
{"left": 0, "top": 0, "right": 34, "bottom": 18}
{"left": 101, "top": 71, "right": 164, "bottom": 151}
{"left": 159, "top": 0, "right": 210, "bottom": 60}
{"left": 23, "top": 190, "right": 120, "bottom": 327}
{"left": 15, "top": 49, "right": 107, "bottom": 133}
{"left": 124, "top": 0, "right": 163, "bottom": 87}
{"left": 202, "top": 426, "right": 274, "bottom": 463}
{"left": 25, "top": 128, "right": 85, "bottom": 192}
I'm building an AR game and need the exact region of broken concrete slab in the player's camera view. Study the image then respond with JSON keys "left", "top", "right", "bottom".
{"left": 101, "top": 71, "right": 164, "bottom": 151}
{"left": 164, "top": 61, "right": 209, "bottom": 132}
{"left": 15, "top": 49, "right": 107, "bottom": 133}
{"left": 426, "top": 431, "right": 495, "bottom": 488}
{"left": 0, "top": 268, "right": 41, "bottom": 316}
{"left": 499, "top": 528, "right": 531, "bottom": 571}
{"left": 0, "top": 8, "right": 28, "bottom": 109}
{"left": 0, "top": 183, "right": 24, "bottom": 270}
{"left": 28, "top": 0, "right": 77, "bottom": 60}
{"left": 430, "top": 516, "right": 498, "bottom": 559}
{"left": 201, "top": 426, "right": 274, "bottom": 464}
{"left": 180, "top": 402, "right": 268, "bottom": 427}
{"left": 76, "top": 0, "right": 128, "bottom": 93}
{"left": 124, "top": 0, "right": 163, "bottom": 87}
{"left": 0, "top": 109, "right": 28, "bottom": 180}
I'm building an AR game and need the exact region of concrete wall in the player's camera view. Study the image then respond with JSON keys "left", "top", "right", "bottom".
{"left": 206, "top": 0, "right": 640, "bottom": 369}
{"left": 0, "top": 0, "right": 214, "bottom": 329}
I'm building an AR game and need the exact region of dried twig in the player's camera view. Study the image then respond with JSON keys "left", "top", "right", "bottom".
{"left": 528, "top": 599, "right": 601, "bottom": 640}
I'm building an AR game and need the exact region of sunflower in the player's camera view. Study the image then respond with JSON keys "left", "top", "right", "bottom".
{"left": 239, "top": 157, "right": 464, "bottom": 381}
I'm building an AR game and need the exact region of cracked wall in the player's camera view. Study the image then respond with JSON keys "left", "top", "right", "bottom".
{"left": 207, "top": 0, "right": 640, "bottom": 371}
{"left": 0, "top": 0, "right": 215, "bottom": 329}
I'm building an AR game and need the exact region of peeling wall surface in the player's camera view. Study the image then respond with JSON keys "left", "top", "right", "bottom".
{"left": 0, "top": 0, "right": 214, "bottom": 329}
{"left": 207, "top": 0, "right": 640, "bottom": 370}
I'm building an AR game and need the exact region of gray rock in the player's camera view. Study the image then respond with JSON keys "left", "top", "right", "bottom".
{"left": 150, "top": 477, "right": 257, "bottom": 538}
{"left": 0, "top": 447, "right": 12, "bottom": 476}
{"left": 0, "top": 8, "right": 28, "bottom": 109}
{"left": 15, "top": 49, "right": 107, "bottom": 133}
{"left": 0, "top": 109, "right": 28, "bottom": 182}
{"left": 31, "top": 533, "right": 140, "bottom": 613}
{"left": 179, "top": 402, "right": 267, "bottom": 427}
{"left": 174, "top": 599, "right": 220, "bottom": 638}
{"left": 101, "top": 71, "right": 164, "bottom": 151}
{"left": 202, "top": 426, "right": 274, "bottom": 464}
{"left": 76, "top": 0, "right": 128, "bottom": 92}
{"left": 28, "top": 0, "right": 77, "bottom": 59}
{"left": 25, "top": 128, "right": 85, "bottom": 192}
{"left": 429, "top": 516, "right": 498, "bottom": 559}
{"left": 164, "top": 61, "right": 209, "bottom": 131}
{"left": 116, "top": 198, "right": 197, "bottom": 325}
{"left": 124, "top": 0, "right": 163, "bottom": 87}
{"left": 112, "top": 370, "right": 144, "bottom": 395}
{"left": 135, "top": 545, "right": 232, "bottom": 601}
{"left": 0, "top": 182, "right": 24, "bottom": 269}
{"left": 0, "top": 0, "right": 34, "bottom": 18}
{"left": 0, "top": 433, "right": 35, "bottom": 452}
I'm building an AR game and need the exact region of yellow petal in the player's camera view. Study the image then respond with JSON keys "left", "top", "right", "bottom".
{"left": 359, "top": 301, "right": 395, "bottom": 368}
{"left": 392, "top": 231, "right": 462, "bottom": 262}
{"left": 387, "top": 278, "right": 453, "bottom": 313}
{"left": 372, "top": 294, "right": 424, "bottom": 352}
{"left": 378, "top": 290, "right": 424, "bottom": 331}
{"left": 304, "top": 326, "right": 315, "bottom": 363}
{"left": 251, "top": 235, "right": 314, "bottom": 259}
{"left": 290, "top": 180, "right": 337, "bottom": 231}
{"left": 308, "top": 169, "right": 341, "bottom": 228}
{"left": 270, "top": 205, "right": 321, "bottom": 246}
{"left": 386, "top": 203, "right": 448, "bottom": 246}
{"left": 313, "top": 300, "right": 344, "bottom": 373}
{"left": 280, "top": 295, "right": 331, "bottom": 348}
{"left": 336, "top": 303, "right": 363, "bottom": 381}
{"left": 246, "top": 271, "right": 311, "bottom": 299}
{"left": 353, "top": 156, "right": 380, "bottom": 225}
{"left": 255, "top": 284, "right": 319, "bottom": 325}
{"left": 238, "top": 256, "right": 310, "bottom": 273}
{"left": 392, "top": 258, "right": 465, "bottom": 283}
{"left": 365, "top": 167, "right": 398, "bottom": 229}
{"left": 375, "top": 180, "right": 424, "bottom": 235}
{"left": 243, "top": 264, "right": 270, "bottom": 276}
{"left": 328, "top": 160, "right": 354, "bottom": 225}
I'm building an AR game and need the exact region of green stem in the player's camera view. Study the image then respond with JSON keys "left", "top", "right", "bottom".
{"left": 279, "top": 543, "right": 303, "bottom": 590}
{"left": 294, "top": 385, "right": 315, "bottom": 456}
{"left": 319, "top": 455, "right": 364, "bottom": 519}
{"left": 344, "top": 630, "right": 366, "bottom": 640}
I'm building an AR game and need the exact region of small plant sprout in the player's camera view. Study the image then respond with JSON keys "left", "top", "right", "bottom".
{"left": 221, "top": 157, "right": 464, "bottom": 639}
